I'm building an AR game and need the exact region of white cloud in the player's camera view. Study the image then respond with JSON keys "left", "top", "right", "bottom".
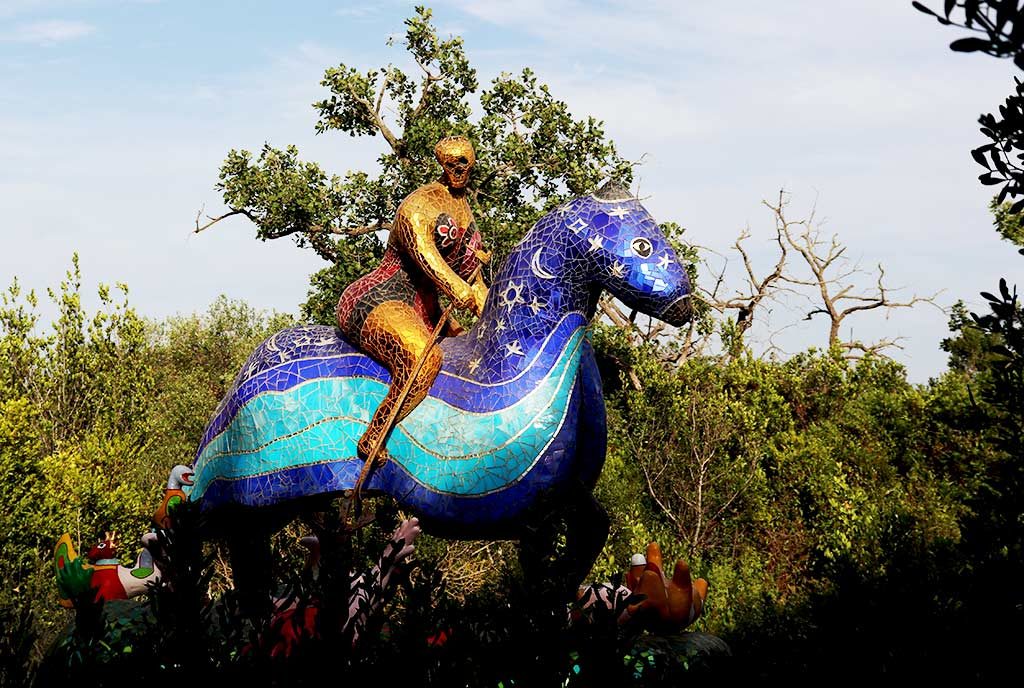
{"left": 2, "top": 19, "right": 94, "bottom": 45}
{"left": 334, "top": 5, "right": 379, "bottom": 19}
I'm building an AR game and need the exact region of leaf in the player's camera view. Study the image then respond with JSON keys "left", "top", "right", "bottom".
{"left": 972, "top": 147, "right": 992, "bottom": 168}
{"left": 979, "top": 171, "right": 1004, "bottom": 185}
{"left": 994, "top": 149, "right": 1010, "bottom": 176}
{"left": 1015, "top": 51, "right": 1024, "bottom": 71}
{"left": 911, "top": 1, "right": 938, "bottom": 16}
{"left": 981, "top": 291, "right": 1000, "bottom": 303}
{"left": 1010, "top": 198, "right": 1024, "bottom": 214}
{"left": 950, "top": 37, "right": 993, "bottom": 53}
{"left": 944, "top": 0, "right": 955, "bottom": 18}
{"left": 963, "top": 0, "right": 979, "bottom": 27}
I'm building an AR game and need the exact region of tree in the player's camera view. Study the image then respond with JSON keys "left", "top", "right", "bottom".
{"left": 695, "top": 191, "right": 938, "bottom": 360}
{"left": 772, "top": 193, "right": 940, "bottom": 356}
{"left": 0, "top": 258, "right": 159, "bottom": 666}
{"left": 912, "top": 2, "right": 1024, "bottom": 675}
{"left": 196, "top": 6, "right": 633, "bottom": 324}
{"left": 990, "top": 196, "right": 1024, "bottom": 247}
{"left": 914, "top": 1, "right": 1024, "bottom": 215}
{"left": 700, "top": 193, "right": 791, "bottom": 358}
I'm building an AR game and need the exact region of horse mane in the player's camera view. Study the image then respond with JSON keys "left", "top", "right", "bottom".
{"left": 592, "top": 179, "right": 634, "bottom": 202}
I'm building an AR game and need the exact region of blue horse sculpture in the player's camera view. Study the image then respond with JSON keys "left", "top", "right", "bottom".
{"left": 185, "top": 182, "right": 692, "bottom": 589}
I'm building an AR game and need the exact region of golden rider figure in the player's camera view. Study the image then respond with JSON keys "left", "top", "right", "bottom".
{"left": 335, "top": 136, "right": 488, "bottom": 466}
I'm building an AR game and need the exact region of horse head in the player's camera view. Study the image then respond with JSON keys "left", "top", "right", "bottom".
{"left": 576, "top": 180, "right": 693, "bottom": 326}
{"left": 474, "top": 180, "right": 692, "bottom": 343}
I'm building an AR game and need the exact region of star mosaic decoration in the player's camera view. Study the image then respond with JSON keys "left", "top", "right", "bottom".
{"left": 526, "top": 296, "right": 546, "bottom": 316}
{"left": 504, "top": 340, "right": 525, "bottom": 358}
{"left": 499, "top": 281, "right": 526, "bottom": 311}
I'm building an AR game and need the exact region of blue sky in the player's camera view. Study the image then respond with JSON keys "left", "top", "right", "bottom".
{"left": 1, "top": 0, "right": 1021, "bottom": 381}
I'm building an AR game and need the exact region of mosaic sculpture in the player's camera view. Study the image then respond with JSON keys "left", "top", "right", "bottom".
{"left": 54, "top": 531, "right": 162, "bottom": 606}
{"left": 184, "top": 173, "right": 693, "bottom": 598}
{"left": 575, "top": 542, "right": 708, "bottom": 632}
{"left": 148, "top": 137, "right": 694, "bottom": 612}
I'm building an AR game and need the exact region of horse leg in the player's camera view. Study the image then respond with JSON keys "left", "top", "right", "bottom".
{"left": 518, "top": 493, "right": 563, "bottom": 601}
{"left": 560, "top": 488, "right": 610, "bottom": 594}
{"left": 518, "top": 485, "right": 609, "bottom": 603}
{"left": 514, "top": 488, "right": 608, "bottom": 687}
{"left": 228, "top": 530, "right": 274, "bottom": 620}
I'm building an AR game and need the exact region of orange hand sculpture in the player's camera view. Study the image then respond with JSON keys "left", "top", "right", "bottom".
{"left": 628, "top": 542, "right": 708, "bottom": 632}
{"left": 335, "top": 136, "right": 488, "bottom": 466}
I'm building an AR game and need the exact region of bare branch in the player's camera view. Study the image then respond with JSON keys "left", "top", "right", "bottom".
{"left": 374, "top": 68, "right": 390, "bottom": 116}
{"left": 702, "top": 190, "right": 792, "bottom": 354}
{"left": 775, "top": 192, "right": 940, "bottom": 352}
{"left": 639, "top": 451, "right": 679, "bottom": 526}
{"left": 598, "top": 296, "right": 631, "bottom": 329}
{"left": 193, "top": 208, "right": 255, "bottom": 234}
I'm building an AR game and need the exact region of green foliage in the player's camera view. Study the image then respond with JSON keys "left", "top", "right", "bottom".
{"left": 590, "top": 333, "right": 985, "bottom": 650}
{"left": 990, "top": 197, "right": 1024, "bottom": 247}
{"left": 0, "top": 257, "right": 159, "bottom": 659}
{"left": 0, "top": 261, "right": 293, "bottom": 678}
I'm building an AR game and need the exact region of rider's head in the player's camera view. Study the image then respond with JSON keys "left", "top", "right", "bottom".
{"left": 435, "top": 136, "right": 475, "bottom": 190}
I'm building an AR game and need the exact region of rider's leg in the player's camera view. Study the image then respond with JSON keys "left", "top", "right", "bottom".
{"left": 356, "top": 300, "right": 443, "bottom": 465}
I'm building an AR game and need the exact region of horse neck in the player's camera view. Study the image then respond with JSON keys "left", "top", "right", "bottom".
{"left": 463, "top": 226, "right": 591, "bottom": 380}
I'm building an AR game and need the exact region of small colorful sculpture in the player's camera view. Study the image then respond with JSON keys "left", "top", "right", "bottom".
{"left": 152, "top": 464, "right": 193, "bottom": 529}
{"left": 54, "top": 531, "right": 162, "bottom": 606}
{"left": 575, "top": 542, "right": 708, "bottom": 633}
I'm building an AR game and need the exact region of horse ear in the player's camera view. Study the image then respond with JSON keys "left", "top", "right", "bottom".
{"left": 593, "top": 179, "right": 633, "bottom": 201}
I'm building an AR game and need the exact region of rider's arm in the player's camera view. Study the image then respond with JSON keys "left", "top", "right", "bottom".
{"left": 397, "top": 202, "right": 475, "bottom": 310}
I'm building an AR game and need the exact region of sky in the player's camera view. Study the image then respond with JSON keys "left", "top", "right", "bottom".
{"left": 1, "top": 0, "right": 1021, "bottom": 382}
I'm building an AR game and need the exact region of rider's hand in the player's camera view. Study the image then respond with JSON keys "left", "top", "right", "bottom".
{"left": 453, "top": 282, "right": 475, "bottom": 312}
{"left": 470, "top": 281, "right": 488, "bottom": 317}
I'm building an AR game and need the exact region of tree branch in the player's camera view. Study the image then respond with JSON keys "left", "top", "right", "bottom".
{"left": 345, "top": 81, "right": 403, "bottom": 158}
{"left": 193, "top": 207, "right": 256, "bottom": 234}
{"left": 195, "top": 209, "right": 391, "bottom": 240}
{"left": 639, "top": 456, "right": 680, "bottom": 526}
{"left": 374, "top": 68, "right": 390, "bottom": 116}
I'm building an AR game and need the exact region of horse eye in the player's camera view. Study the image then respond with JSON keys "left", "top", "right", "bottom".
{"left": 631, "top": 237, "right": 653, "bottom": 258}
